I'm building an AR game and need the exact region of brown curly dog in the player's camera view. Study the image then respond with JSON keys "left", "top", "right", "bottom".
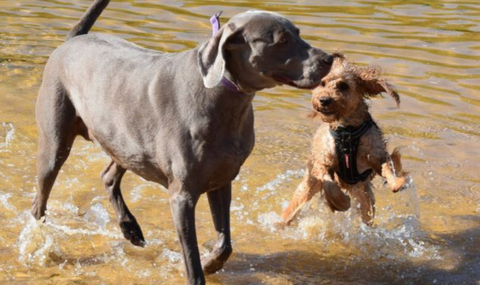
{"left": 281, "top": 54, "right": 408, "bottom": 226}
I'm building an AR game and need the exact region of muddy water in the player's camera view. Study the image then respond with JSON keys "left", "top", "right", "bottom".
{"left": 1, "top": 0, "right": 480, "bottom": 284}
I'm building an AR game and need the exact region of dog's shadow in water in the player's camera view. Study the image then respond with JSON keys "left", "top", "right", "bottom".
{"left": 209, "top": 215, "right": 480, "bottom": 285}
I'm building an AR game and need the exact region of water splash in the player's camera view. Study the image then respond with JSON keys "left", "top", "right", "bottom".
{"left": 0, "top": 122, "right": 15, "bottom": 149}
{"left": 0, "top": 191, "right": 17, "bottom": 212}
{"left": 17, "top": 213, "right": 59, "bottom": 266}
{"left": 15, "top": 202, "right": 123, "bottom": 268}
{"left": 257, "top": 169, "right": 437, "bottom": 264}
{"left": 387, "top": 154, "right": 421, "bottom": 218}
{"left": 263, "top": 202, "right": 438, "bottom": 261}
{"left": 158, "top": 248, "right": 182, "bottom": 264}
{"left": 85, "top": 203, "right": 111, "bottom": 229}
{"left": 258, "top": 211, "right": 284, "bottom": 232}
{"left": 256, "top": 169, "right": 305, "bottom": 193}
{"left": 398, "top": 175, "right": 421, "bottom": 219}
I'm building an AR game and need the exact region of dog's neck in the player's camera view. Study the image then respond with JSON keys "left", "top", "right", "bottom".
{"left": 329, "top": 102, "right": 371, "bottom": 130}
{"left": 223, "top": 71, "right": 256, "bottom": 95}
{"left": 205, "top": 69, "right": 255, "bottom": 131}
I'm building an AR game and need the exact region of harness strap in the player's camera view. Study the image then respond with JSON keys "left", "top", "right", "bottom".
{"left": 329, "top": 119, "right": 376, "bottom": 184}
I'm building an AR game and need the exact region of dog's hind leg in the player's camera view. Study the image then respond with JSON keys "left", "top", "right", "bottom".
{"left": 202, "top": 183, "right": 233, "bottom": 274}
{"left": 323, "top": 177, "right": 351, "bottom": 213}
{"left": 32, "top": 82, "right": 77, "bottom": 220}
{"left": 349, "top": 183, "right": 375, "bottom": 226}
{"left": 101, "top": 160, "right": 145, "bottom": 247}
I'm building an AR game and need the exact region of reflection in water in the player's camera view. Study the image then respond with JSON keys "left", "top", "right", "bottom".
{"left": 1, "top": 0, "right": 480, "bottom": 284}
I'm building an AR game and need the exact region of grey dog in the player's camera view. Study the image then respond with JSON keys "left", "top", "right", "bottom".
{"left": 32, "top": 0, "right": 333, "bottom": 283}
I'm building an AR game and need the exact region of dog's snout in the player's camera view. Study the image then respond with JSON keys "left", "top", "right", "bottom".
{"left": 319, "top": 97, "right": 333, "bottom": 106}
{"left": 323, "top": 55, "right": 334, "bottom": 65}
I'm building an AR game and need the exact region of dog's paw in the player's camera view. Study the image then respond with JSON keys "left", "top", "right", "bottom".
{"left": 31, "top": 198, "right": 46, "bottom": 221}
{"left": 273, "top": 220, "right": 287, "bottom": 230}
{"left": 120, "top": 220, "right": 146, "bottom": 247}
{"left": 391, "top": 176, "right": 407, "bottom": 193}
{"left": 202, "top": 256, "right": 226, "bottom": 275}
{"left": 201, "top": 246, "right": 232, "bottom": 275}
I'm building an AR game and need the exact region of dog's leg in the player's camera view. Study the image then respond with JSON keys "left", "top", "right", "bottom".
{"left": 349, "top": 183, "right": 375, "bottom": 226}
{"left": 202, "top": 183, "right": 232, "bottom": 274}
{"left": 322, "top": 175, "right": 351, "bottom": 212}
{"left": 169, "top": 180, "right": 204, "bottom": 285}
{"left": 32, "top": 85, "right": 77, "bottom": 220}
{"left": 101, "top": 160, "right": 145, "bottom": 247}
{"left": 380, "top": 152, "right": 407, "bottom": 192}
{"left": 281, "top": 173, "right": 323, "bottom": 225}
{"left": 370, "top": 149, "right": 407, "bottom": 193}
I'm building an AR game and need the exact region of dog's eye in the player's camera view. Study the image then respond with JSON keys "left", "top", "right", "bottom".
{"left": 278, "top": 37, "right": 288, "bottom": 44}
{"left": 337, "top": 81, "right": 349, "bottom": 91}
{"left": 320, "top": 80, "right": 326, "bottom": 87}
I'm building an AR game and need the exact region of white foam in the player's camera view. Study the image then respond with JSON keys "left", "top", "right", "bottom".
{"left": 85, "top": 203, "right": 111, "bottom": 229}
{"left": 0, "top": 191, "right": 16, "bottom": 212}
{"left": 257, "top": 211, "right": 284, "bottom": 233}
{"left": 256, "top": 169, "right": 305, "bottom": 194}
{"left": 158, "top": 248, "right": 182, "bottom": 264}
{"left": 45, "top": 222, "right": 122, "bottom": 239}
{"left": 0, "top": 122, "right": 15, "bottom": 149}
{"left": 17, "top": 213, "right": 59, "bottom": 266}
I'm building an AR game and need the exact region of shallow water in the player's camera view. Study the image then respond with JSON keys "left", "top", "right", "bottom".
{"left": 1, "top": 0, "right": 480, "bottom": 284}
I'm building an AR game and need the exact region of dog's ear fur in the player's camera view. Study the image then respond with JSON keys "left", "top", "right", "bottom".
{"left": 356, "top": 66, "right": 400, "bottom": 107}
{"left": 197, "top": 23, "right": 244, "bottom": 88}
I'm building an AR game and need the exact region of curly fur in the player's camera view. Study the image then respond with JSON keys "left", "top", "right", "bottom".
{"left": 281, "top": 54, "right": 408, "bottom": 226}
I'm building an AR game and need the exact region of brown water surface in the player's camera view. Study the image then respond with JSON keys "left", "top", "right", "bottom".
{"left": 1, "top": 0, "right": 480, "bottom": 284}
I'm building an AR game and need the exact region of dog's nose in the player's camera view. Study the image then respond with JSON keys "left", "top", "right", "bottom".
{"left": 319, "top": 97, "right": 333, "bottom": 106}
{"left": 323, "top": 55, "right": 334, "bottom": 65}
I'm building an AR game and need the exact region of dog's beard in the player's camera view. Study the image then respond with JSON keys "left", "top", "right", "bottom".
{"left": 319, "top": 112, "right": 338, "bottom": 123}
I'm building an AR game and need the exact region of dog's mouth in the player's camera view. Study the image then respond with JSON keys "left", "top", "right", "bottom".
{"left": 272, "top": 74, "right": 320, "bottom": 90}
{"left": 315, "top": 106, "right": 334, "bottom": 116}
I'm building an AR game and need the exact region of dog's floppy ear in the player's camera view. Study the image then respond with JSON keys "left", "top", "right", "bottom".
{"left": 197, "top": 23, "right": 243, "bottom": 88}
{"left": 356, "top": 66, "right": 400, "bottom": 107}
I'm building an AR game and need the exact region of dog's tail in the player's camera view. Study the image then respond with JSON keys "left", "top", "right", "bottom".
{"left": 66, "top": 0, "right": 110, "bottom": 40}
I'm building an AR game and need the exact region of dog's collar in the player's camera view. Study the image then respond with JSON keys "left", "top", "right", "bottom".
{"left": 329, "top": 119, "right": 376, "bottom": 185}
{"left": 210, "top": 12, "right": 247, "bottom": 95}
{"left": 221, "top": 77, "right": 246, "bottom": 94}
{"left": 329, "top": 119, "right": 375, "bottom": 140}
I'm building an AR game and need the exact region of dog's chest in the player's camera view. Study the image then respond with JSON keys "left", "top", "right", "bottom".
{"left": 199, "top": 135, "right": 254, "bottom": 191}
{"left": 330, "top": 132, "right": 377, "bottom": 184}
{"left": 311, "top": 126, "right": 373, "bottom": 181}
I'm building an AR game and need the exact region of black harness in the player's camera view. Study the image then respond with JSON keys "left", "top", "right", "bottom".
{"left": 329, "top": 119, "right": 377, "bottom": 185}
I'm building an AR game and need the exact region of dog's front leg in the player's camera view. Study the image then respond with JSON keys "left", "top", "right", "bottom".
{"left": 169, "top": 180, "right": 204, "bottom": 285}
{"left": 281, "top": 172, "right": 323, "bottom": 225}
{"left": 369, "top": 149, "right": 407, "bottom": 192}
{"left": 202, "top": 183, "right": 232, "bottom": 274}
{"left": 381, "top": 162, "right": 407, "bottom": 192}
